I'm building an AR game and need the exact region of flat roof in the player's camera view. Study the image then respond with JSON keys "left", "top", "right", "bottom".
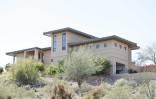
{"left": 6, "top": 47, "right": 51, "bottom": 56}
{"left": 68, "top": 35, "right": 139, "bottom": 50}
{"left": 43, "top": 27, "right": 97, "bottom": 39}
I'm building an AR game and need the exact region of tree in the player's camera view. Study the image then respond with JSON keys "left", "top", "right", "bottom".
{"left": 137, "top": 43, "right": 156, "bottom": 64}
{"left": 63, "top": 50, "right": 101, "bottom": 88}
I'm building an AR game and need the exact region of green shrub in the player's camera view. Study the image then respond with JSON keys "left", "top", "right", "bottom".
{"left": 0, "top": 67, "right": 3, "bottom": 74}
{"left": 45, "top": 64, "right": 60, "bottom": 76}
{"left": 92, "top": 56, "right": 112, "bottom": 75}
{"left": 63, "top": 50, "right": 101, "bottom": 88}
{"left": 10, "top": 59, "right": 39, "bottom": 85}
{"left": 34, "top": 61, "right": 44, "bottom": 72}
{"left": 58, "top": 60, "right": 65, "bottom": 73}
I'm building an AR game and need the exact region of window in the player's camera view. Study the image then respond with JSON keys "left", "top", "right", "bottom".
{"left": 104, "top": 43, "right": 107, "bottom": 47}
{"left": 96, "top": 44, "right": 100, "bottom": 49}
{"left": 114, "top": 43, "right": 117, "bottom": 47}
{"left": 119, "top": 45, "right": 122, "bottom": 49}
{"left": 53, "top": 34, "right": 57, "bottom": 52}
{"left": 62, "top": 32, "right": 66, "bottom": 50}
{"left": 51, "top": 59, "right": 53, "bottom": 62}
{"left": 124, "top": 47, "right": 127, "bottom": 51}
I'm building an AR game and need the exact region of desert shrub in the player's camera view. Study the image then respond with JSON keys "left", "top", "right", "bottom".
{"left": 128, "top": 69, "right": 137, "bottom": 73}
{"left": 63, "top": 50, "right": 101, "bottom": 88}
{"left": 137, "top": 80, "right": 156, "bottom": 99}
{"left": 74, "top": 82, "right": 94, "bottom": 96}
{"left": 0, "top": 73, "right": 35, "bottom": 99}
{"left": 0, "top": 67, "right": 3, "bottom": 74}
{"left": 45, "top": 64, "right": 60, "bottom": 76}
{"left": 10, "top": 59, "right": 39, "bottom": 85}
{"left": 114, "top": 78, "right": 129, "bottom": 86}
{"left": 33, "top": 61, "right": 44, "bottom": 72}
{"left": 83, "top": 83, "right": 110, "bottom": 99}
{"left": 92, "top": 56, "right": 111, "bottom": 75}
{"left": 104, "top": 79, "right": 134, "bottom": 99}
{"left": 41, "top": 79, "right": 78, "bottom": 99}
{"left": 58, "top": 60, "right": 65, "bottom": 73}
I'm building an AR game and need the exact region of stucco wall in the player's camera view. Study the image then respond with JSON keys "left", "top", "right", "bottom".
{"left": 67, "top": 32, "right": 91, "bottom": 43}
{"left": 51, "top": 32, "right": 68, "bottom": 63}
{"left": 43, "top": 50, "right": 51, "bottom": 65}
{"left": 16, "top": 52, "right": 24, "bottom": 62}
{"left": 14, "top": 49, "right": 52, "bottom": 65}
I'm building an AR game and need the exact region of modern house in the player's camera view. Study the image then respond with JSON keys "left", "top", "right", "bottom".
{"left": 6, "top": 27, "right": 139, "bottom": 74}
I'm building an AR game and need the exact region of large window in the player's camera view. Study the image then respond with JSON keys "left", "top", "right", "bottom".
{"left": 104, "top": 43, "right": 107, "bottom": 47}
{"left": 96, "top": 44, "right": 100, "bottom": 49}
{"left": 62, "top": 32, "right": 66, "bottom": 50}
{"left": 53, "top": 34, "right": 57, "bottom": 52}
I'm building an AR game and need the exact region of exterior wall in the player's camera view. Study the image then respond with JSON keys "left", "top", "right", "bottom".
{"left": 43, "top": 50, "right": 51, "bottom": 65}
{"left": 69, "top": 40, "right": 130, "bottom": 74}
{"left": 67, "top": 32, "right": 91, "bottom": 43}
{"left": 51, "top": 32, "right": 92, "bottom": 63}
{"left": 14, "top": 49, "right": 52, "bottom": 64}
{"left": 15, "top": 52, "right": 25, "bottom": 62}
{"left": 51, "top": 32, "right": 68, "bottom": 63}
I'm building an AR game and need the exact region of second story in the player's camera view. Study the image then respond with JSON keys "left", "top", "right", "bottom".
{"left": 43, "top": 27, "right": 97, "bottom": 57}
{"left": 44, "top": 27, "right": 139, "bottom": 63}
{"left": 68, "top": 36, "right": 139, "bottom": 63}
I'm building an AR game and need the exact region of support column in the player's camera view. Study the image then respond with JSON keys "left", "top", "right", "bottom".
{"left": 112, "top": 62, "right": 116, "bottom": 74}
{"left": 34, "top": 49, "right": 39, "bottom": 60}
{"left": 24, "top": 51, "right": 27, "bottom": 58}
{"left": 13, "top": 56, "right": 16, "bottom": 64}
{"left": 110, "top": 57, "right": 116, "bottom": 75}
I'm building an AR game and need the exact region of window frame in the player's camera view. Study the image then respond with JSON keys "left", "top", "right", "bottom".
{"left": 96, "top": 44, "right": 100, "bottom": 49}
{"left": 62, "top": 32, "right": 67, "bottom": 50}
{"left": 114, "top": 43, "right": 117, "bottom": 47}
{"left": 119, "top": 45, "right": 122, "bottom": 49}
{"left": 53, "top": 34, "right": 57, "bottom": 52}
{"left": 104, "top": 43, "right": 107, "bottom": 47}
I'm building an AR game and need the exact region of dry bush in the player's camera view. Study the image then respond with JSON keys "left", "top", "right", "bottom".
{"left": 41, "top": 79, "right": 79, "bottom": 99}
{"left": 0, "top": 73, "right": 35, "bottom": 99}
{"left": 103, "top": 79, "right": 134, "bottom": 99}
{"left": 74, "top": 82, "right": 94, "bottom": 96}
{"left": 83, "top": 83, "right": 110, "bottom": 99}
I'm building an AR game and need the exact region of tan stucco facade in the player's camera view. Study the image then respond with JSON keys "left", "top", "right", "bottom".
{"left": 51, "top": 32, "right": 92, "bottom": 63}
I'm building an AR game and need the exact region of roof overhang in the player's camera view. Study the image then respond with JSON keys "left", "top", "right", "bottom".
{"left": 6, "top": 47, "right": 51, "bottom": 56}
{"left": 68, "top": 35, "right": 140, "bottom": 50}
{"left": 43, "top": 27, "right": 97, "bottom": 39}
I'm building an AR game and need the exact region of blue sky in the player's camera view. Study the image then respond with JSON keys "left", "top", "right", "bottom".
{"left": 0, "top": 0, "right": 156, "bottom": 67}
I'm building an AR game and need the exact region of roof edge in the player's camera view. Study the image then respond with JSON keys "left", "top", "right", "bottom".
{"left": 6, "top": 47, "right": 51, "bottom": 56}
{"left": 43, "top": 27, "right": 97, "bottom": 39}
{"left": 68, "top": 35, "right": 139, "bottom": 50}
